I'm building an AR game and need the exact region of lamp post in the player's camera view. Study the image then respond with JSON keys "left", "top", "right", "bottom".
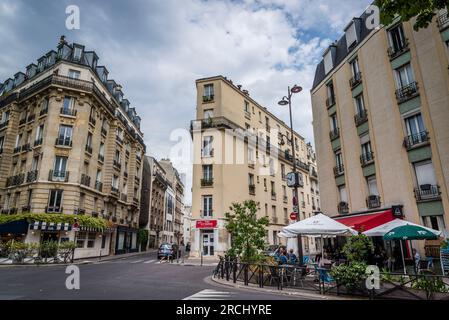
{"left": 278, "top": 84, "right": 304, "bottom": 264}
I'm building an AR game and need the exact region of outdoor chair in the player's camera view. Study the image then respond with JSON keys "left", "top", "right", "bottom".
{"left": 317, "top": 267, "right": 335, "bottom": 293}
{"left": 267, "top": 265, "right": 281, "bottom": 287}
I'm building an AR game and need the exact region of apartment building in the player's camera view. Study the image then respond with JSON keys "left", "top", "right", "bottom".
{"left": 0, "top": 37, "right": 145, "bottom": 258}
{"left": 311, "top": 10, "right": 449, "bottom": 252}
{"left": 190, "top": 76, "right": 319, "bottom": 258}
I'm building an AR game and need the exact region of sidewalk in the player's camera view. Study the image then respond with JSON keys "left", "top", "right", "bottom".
{"left": 210, "top": 276, "right": 364, "bottom": 300}
{"left": 182, "top": 256, "right": 219, "bottom": 267}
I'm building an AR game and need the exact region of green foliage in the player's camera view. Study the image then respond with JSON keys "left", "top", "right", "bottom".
{"left": 39, "top": 241, "right": 59, "bottom": 259}
{"left": 225, "top": 200, "right": 269, "bottom": 263}
{"left": 0, "top": 213, "right": 108, "bottom": 230}
{"left": 375, "top": 0, "right": 449, "bottom": 31}
{"left": 441, "top": 239, "right": 449, "bottom": 250}
{"left": 330, "top": 262, "right": 368, "bottom": 292}
{"left": 0, "top": 240, "right": 76, "bottom": 264}
{"left": 137, "top": 229, "right": 149, "bottom": 245}
{"left": 411, "top": 276, "right": 449, "bottom": 295}
{"left": 342, "top": 234, "right": 374, "bottom": 263}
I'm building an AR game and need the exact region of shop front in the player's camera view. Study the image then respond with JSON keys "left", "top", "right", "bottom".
{"left": 191, "top": 219, "right": 226, "bottom": 257}
{"left": 115, "top": 226, "right": 138, "bottom": 255}
{"left": 0, "top": 219, "right": 29, "bottom": 243}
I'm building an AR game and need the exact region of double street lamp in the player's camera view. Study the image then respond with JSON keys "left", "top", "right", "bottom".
{"left": 278, "top": 84, "right": 304, "bottom": 264}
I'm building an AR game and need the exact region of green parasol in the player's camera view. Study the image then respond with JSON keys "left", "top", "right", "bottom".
{"left": 383, "top": 225, "right": 439, "bottom": 241}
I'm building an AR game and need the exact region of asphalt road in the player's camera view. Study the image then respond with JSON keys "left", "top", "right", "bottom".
{"left": 0, "top": 252, "right": 306, "bottom": 300}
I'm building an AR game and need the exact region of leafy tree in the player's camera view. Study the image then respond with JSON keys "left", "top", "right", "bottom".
{"left": 342, "top": 234, "right": 374, "bottom": 263}
{"left": 376, "top": 0, "right": 449, "bottom": 31}
{"left": 225, "top": 200, "right": 269, "bottom": 263}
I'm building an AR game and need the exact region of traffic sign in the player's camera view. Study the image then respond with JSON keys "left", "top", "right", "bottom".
{"left": 290, "top": 212, "right": 297, "bottom": 220}
{"left": 292, "top": 205, "right": 299, "bottom": 213}
{"left": 72, "top": 222, "right": 80, "bottom": 232}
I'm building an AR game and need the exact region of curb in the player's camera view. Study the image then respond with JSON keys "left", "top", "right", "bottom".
{"left": 209, "top": 276, "right": 364, "bottom": 300}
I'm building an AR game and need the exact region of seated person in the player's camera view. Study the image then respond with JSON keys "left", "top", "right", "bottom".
{"left": 288, "top": 249, "right": 297, "bottom": 265}
{"left": 278, "top": 252, "right": 289, "bottom": 265}
{"left": 318, "top": 254, "right": 332, "bottom": 269}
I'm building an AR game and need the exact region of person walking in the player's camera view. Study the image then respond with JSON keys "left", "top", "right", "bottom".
{"left": 178, "top": 240, "right": 186, "bottom": 264}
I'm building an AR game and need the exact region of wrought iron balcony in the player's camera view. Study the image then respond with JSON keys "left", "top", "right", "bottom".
{"left": 13, "top": 146, "right": 21, "bottom": 153}
{"left": 26, "top": 170, "right": 38, "bottom": 183}
{"left": 19, "top": 118, "right": 27, "bottom": 126}
{"left": 75, "top": 208, "right": 86, "bottom": 215}
{"left": 367, "top": 195, "right": 381, "bottom": 209}
{"left": 360, "top": 152, "right": 374, "bottom": 166}
{"left": 6, "top": 173, "right": 25, "bottom": 187}
{"left": 414, "top": 184, "right": 441, "bottom": 202}
{"left": 55, "top": 137, "right": 72, "bottom": 147}
{"left": 39, "top": 107, "right": 48, "bottom": 116}
{"left": 46, "top": 206, "right": 63, "bottom": 213}
{"left": 60, "top": 107, "right": 77, "bottom": 117}
{"left": 202, "top": 94, "right": 214, "bottom": 103}
{"left": 387, "top": 39, "right": 409, "bottom": 59}
{"left": 201, "top": 178, "right": 213, "bottom": 187}
{"left": 438, "top": 10, "right": 449, "bottom": 29}
{"left": 34, "top": 138, "right": 43, "bottom": 147}
{"left": 21, "top": 143, "right": 31, "bottom": 152}
{"left": 338, "top": 201, "right": 349, "bottom": 214}
{"left": 349, "top": 71, "right": 362, "bottom": 88}
{"left": 249, "top": 184, "right": 256, "bottom": 195}
{"left": 21, "top": 205, "right": 31, "bottom": 213}
{"left": 334, "top": 164, "right": 344, "bottom": 177}
{"left": 395, "top": 81, "right": 419, "bottom": 103}
{"left": 354, "top": 109, "right": 368, "bottom": 126}
{"left": 329, "top": 127, "right": 340, "bottom": 140}
{"left": 27, "top": 113, "right": 35, "bottom": 123}
{"left": 403, "top": 131, "right": 429, "bottom": 150}
{"left": 113, "top": 160, "right": 122, "bottom": 169}
{"left": 49, "top": 170, "right": 69, "bottom": 182}
{"left": 81, "top": 174, "right": 91, "bottom": 187}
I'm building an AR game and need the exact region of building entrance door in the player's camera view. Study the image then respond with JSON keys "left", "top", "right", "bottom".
{"left": 201, "top": 230, "right": 214, "bottom": 256}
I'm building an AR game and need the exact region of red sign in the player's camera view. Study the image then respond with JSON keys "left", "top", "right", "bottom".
{"left": 72, "top": 222, "right": 80, "bottom": 231}
{"left": 290, "top": 212, "right": 297, "bottom": 221}
{"left": 196, "top": 220, "right": 218, "bottom": 229}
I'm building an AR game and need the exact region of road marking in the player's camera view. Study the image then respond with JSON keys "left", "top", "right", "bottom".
{"left": 130, "top": 259, "right": 144, "bottom": 264}
{"left": 144, "top": 259, "right": 156, "bottom": 264}
{"left": 183, "top": 289, "right": 233, "bottom": 300}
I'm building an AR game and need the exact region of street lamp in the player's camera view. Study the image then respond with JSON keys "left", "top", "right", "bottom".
{"left": 278, "top": 84, "right": 304, "bottom": 265}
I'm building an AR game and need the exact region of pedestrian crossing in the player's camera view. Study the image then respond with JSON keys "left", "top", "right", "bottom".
{"left": 100, "top": 258, "right": 180, "bottom": 265}
{"left": 183, "top": 289, "right": 234, "bottom": 300}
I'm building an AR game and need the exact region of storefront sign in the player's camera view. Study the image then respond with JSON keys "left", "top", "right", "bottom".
{"left": 392, "top": 205, "right": 404, "bottom": 218}
{"left": 196, "top": 220, "right": 218, "bottom": 229}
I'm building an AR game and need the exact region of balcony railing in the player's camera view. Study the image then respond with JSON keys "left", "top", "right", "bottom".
{"left": 116, "top": 136, "right": 123, "bottom": 144}
{"left": 85, "top": 144, "right": 93, "bottom": 154}
{"left": 403, "top": 131, "right": 429, "bottom": 150}
{"left": 201, "top": 178, "right": 213, "bottom": 187}
{"left": 34, "top": 138, "right": 43, "bottom": 147}
{"left": 60, "top": 107, "right": 77, "bottom": 117}
{"left": 338, "top": 201, "right": 349, "bottom": 214}
{"left": 326, "top": 95, "right": 336, "bottom": 108}
{"left": 81, "top": 174, "right": 91, "bottom": 187}
{"left": 438, "top": 10, "right": 449, "bottom": 29}
{"left": 111, "top": 186, "right": 119, "bottom": 194}
{"left": 5, "top": 173, "right": 25, "bottom": 187}
{"left": 387, "top": 39, "right": 409, "bottom": 59}
{"left": 13, "top": 146, "right": 21, "bottom": 153}
{"left": 46, "top": 206, "right": 63, "bottom": 213}
{"left": 202, "top": 95, "right": 214, "bottom": 103}
{"left": 27, "top": 114, "right": 35, "bottom": 123}
{"left": 121, "top": 193, "right": 128, "bottom": 202}
{"left": 101, "top": 127, "right": 108, "bottom": 136}
{"left": 74, "top": 208, "right": 86, "bottom": 215}
{"left": 249, "top": 184, "right": 256, "bottom": 195}
{"left": 367, "top": 195, "right": 381, "bottom": 209}
{"left": 354, "top": 109, "right": 368, "bottom": 126}
{"left": 414, "top": 184, "right": 441, "bottom": 202}
{"left": 360, "top": 152, "right": 374, "bottom": 166}
{"left": 349, "top": 72, "right": 362, "bottom": 88}
{"left": 26, "top": 170, "right": 38, "bottom": 183}
{"left": 395, "top": 81, "right": 419, "bottom": 103}
{"left": 22, "top": 206, "right": 31, "bottom": 213}
{"left": 55, "top": 137, "right": 72, "bottom": 147}
{"left": 98, "top": 154, "right": 104, "bottom": 162}
{"left": 49, "top": 170, "right": 69, "bottom": 182}
{"left": 19, "top": 118, "right": 27, "bottom": 126}
{"left": 95, "top": 181, "right": 103, "bottom": 192}
{"left": 113, "top": 160, "right": 122, "bottom": 169}
{"left": 21, "top": 143, "right": 32, "bottom": 152}
{"left": 329, "top": 127, "right": 340, "bottom": 140}
{"left": 334, "top": 164, "right": 344, "bottom": 177}
{"left": 39, "top": 107, "right": 48, "bottom": 116}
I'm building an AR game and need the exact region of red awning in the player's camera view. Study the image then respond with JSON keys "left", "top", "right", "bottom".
{"left": 334, "top": 209, "right": 394, "bottom": 232}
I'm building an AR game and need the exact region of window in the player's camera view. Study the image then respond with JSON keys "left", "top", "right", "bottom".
{"left": 204, "top": 109, "right": 214, "bottom": 119}
{"left": 414, "top": 161, "right": 437, "bottom": 187}
{"left": 361, "top": 141, "right": 372, "bottom": 157}
{"left": 335, "top": 151, "right": 343, "bottom": 172}
{"left": 202, "top": 195, "right": 213, "bottom": 217}
{"left": 0, "top": 136, "right": 4, "bottom": 151}
{"left": 15, "top": 133, "right": 22, "bottom": 148}
{"left": 41, "top": 98, "right": 49, "bottom": 112}
{"left": 112, "top": 175, "right": 119, "bottom": 189}
{"left": 115, "top": 150, "right": 121, "bottom": 163}
{"left": 264, "top": 204, "right": 268, "bottom": 216}
{"left": 58, "top": 125, "right": 72, "bottom": 145}
{"left": 204, "top": 84, "right": 214, "bottom": 99}
{"left": 388, "top": 24, "right": 406, "bottom": 52}
{"left": 350, "top": 59, "right": 360, "bottom": 79}
{"left": 35, "top": 124, "right": 44, "bottom": 142}
{"left": 367, "top": 176, "right": 379, "bottom": 196}
{"left": 422, "top": 216, "right": 446, "bottom": 232}
{"left": 248, "top": 173, "right": 254, "bottom": 186}
{"left": 405, "top": 113, "right": 425, "bottom": 136}
{"left": 62, "top": 96, "right": 74, "bottom": 111}
{"left": 26, "top": 190, "right": 33, "bottom": 207}
{"left": 73, "top": 47, "right": 82, "bottom": 61}
{"left": 338, "top": 186, "right": 348, "bottom": 203}
{"left": 87, "top": 232, "right": 96, "bottom": 248}
{"left": 271, "top": 181, "right": 275, "bottom": 194}
{"left": 96, "top": 170, "right": 102, "bottom": 182}
{"left": 86, "top": 133, "right": 93, "bottom": 149}
{"left": 244, "top": 101, "right": 250, "bottom": 113}
{"left": 77, "top": 232, "right": 87, "bottom": 248}
{"left": 68, "top": 69, "right": 80, "bottom": 79}
{"left": 31, "top": 155, "right": 39, "bottom": 171}
{"left": 395, "top": 63, "right": 414, "bottom": 88}
{"left": 248, "top": 146, "right": 255, "bottom": 164}
{"left": 326, "top": 82, "right": 335, "bottom": 105}
{"left": 202, "top": 165, "right": 213, "bottom": 180}
{"left": 324, "top": 49, "right": 333, "bottom": 74}
{"left": 54, "top": 156, "right": 68, "bottom": 179}
{"left": 282, "top": 185, "right": 287, "bottom": 197}
{"left": 1, "top": 110, "right": 10, "bottom": 123}
{"left": 99, "top": 143, "right": 105, "bottom": 157}
{"left": 345, "top": 22, "right": 357, "bottom": 49}
{"left": 202, "top": 136, "right": 213, "bottom": 157}
{"left": 354, "top": 94, "right": 365, "bottom": 114}
{"left": 271, "top": 205, "right": 276, "bottom": 217}
{"left": 281, "top": 164, "right": 285, "bottom": 179}
{"left": 48, "top": 190, "right": 63, "bottom": 212}
{"left": 330, "top": 114, "right": 338, "bottom": 131}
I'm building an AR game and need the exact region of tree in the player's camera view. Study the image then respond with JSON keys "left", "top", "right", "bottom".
{"left": 342, "top": 234, "right": 374, "bottom": 263}
{"left": 225, "top": 200, "right": 269, "bottom": 263}
{"left": 376, "top": 0, "right": 449, "bottom": 31}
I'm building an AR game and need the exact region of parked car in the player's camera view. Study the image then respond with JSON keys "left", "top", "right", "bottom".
{"left": 157, "top": 243, "right": 176, "bottom": 260}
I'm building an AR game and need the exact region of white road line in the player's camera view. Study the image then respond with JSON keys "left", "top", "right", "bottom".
{"left": 130, "top": 259, "right": 144, "bottom": 264}
{"left": 144, "top": 259, "right": 156, "bottom": 264}
{"left": 183, "top": 289, "right": 233, "bottom": 300}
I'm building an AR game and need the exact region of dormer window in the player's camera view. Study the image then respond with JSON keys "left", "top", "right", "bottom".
{"left": 73, "top": 47, "right": 82, "bottom": 62}
{"left": 345, "top": 21, "right": 358, "bottom": 51}
{"left": 323, "top": 48, "right": 333, "bottom": 75}
{"left": 38, "top": 59, "right": 45, "bottom": 72}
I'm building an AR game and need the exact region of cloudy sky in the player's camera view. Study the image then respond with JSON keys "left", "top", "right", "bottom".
{"left": 0, "top": 0, "right": 372, "bottom": 204}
